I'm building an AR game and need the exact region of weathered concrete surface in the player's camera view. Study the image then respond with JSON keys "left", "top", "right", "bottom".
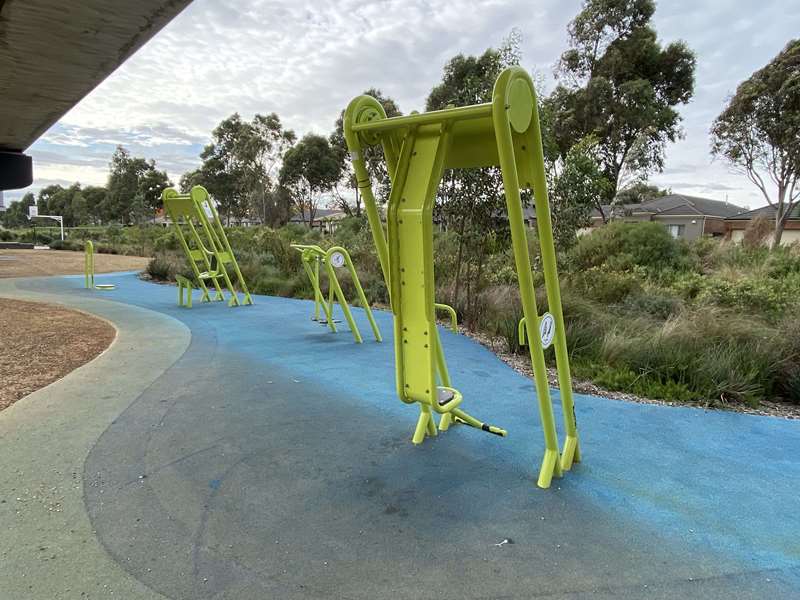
{"left": 0, "top": 277, "right": 190, "bottom": 599}
{"left": 0, "top": 0, "right": 192, "bottom": 151}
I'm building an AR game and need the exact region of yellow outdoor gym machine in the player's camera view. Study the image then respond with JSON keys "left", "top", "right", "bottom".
{"left": 84, "top": 240, "right": 115, "bottom": 290}
{"left": 291, "top": 244, "right": 382, "bottom": 343}
{"left": 161, "top": 185, "right": 253, "bottom": 307}
{"left": 343, "top": 67, "right": 580, "bottom": 488}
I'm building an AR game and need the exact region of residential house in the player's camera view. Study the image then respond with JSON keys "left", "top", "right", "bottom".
{"left": 586, "top": 194, "right": 747, "bottom": 240}
{"left": 289, "top": 208, "right": 348, "bottom": 234}
{"left": 724, "top": 204, "right": 800, "bottom": 246}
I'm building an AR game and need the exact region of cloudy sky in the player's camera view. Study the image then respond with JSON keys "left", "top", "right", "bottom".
{"left": 7, "top": 0, "right": 800, "bottom": 210}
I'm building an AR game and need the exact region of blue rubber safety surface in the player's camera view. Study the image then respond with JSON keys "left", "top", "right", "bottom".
{"left": 18, "top": 272, "right": 800, "bottom": 599}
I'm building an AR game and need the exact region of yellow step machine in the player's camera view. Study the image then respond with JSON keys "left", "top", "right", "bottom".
{"left": 161, "top": 185, "right": 252, "bottom": 307}
{"left": 291, "top": 243, "right": 382, "bottom": 343}
{"left": 343, "top": 66, "right": 580, "bottom": 488}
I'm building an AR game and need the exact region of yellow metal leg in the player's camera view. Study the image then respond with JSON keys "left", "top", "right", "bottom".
{"left": 412, "top": 405, "right": 436, "bottom": 445}
{"left": 537, "top": 449, "right": 563, "bottom": 489}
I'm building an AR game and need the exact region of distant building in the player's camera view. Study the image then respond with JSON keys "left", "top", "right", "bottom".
{"left": 289, "top": 208, "right": 348, "bottom": 234}
{"left": 586, "top": 194, "right": 747, "bottom": 241}
{"left": 724, "top": 204, "right": 800, "bottom": 246}
{"left": 521, "top": 194, "right": 747, "bottom": 241}
{"left": 0, "top": 190, "right": 5, "bottom": 212}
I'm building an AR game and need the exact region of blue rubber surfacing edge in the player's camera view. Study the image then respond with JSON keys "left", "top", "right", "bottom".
{"left": 17, "top": 271, "right": 800, "bottom": 599}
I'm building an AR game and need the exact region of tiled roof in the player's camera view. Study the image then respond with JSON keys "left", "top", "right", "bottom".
{"left": 289, "top": 208, "right": 346, "bottom": 221}
{"left": 725, "top": 203, "right": 800, "bottom": 221}
{"left": 628, "top": 194, "right": 747, "bottom": 218}
{"left": 588, "top": 194, "right": 747, "bottom": 219}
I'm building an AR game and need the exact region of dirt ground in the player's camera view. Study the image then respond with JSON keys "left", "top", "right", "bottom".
{"left": 0, "top": 298, "right": 116, "bottom": 411}
{"left": 0, "top": 249, "right": 149, "bottom": 279}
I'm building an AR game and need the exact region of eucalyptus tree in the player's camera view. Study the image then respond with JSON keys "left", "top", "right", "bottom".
{"left": 425, "top": 36, "right": 520, "bottom": 317}
{"left": 279, "top": 134, "right": 342, "bottom": 227}
{"left": 191, "top": 113, "right": 295, "bottom": 225}
{"left": 711, "top": 39, "right": 800, "bottom": 248}
{"left": 549, "top": 0, "right": 696, "bottom": 208}
{"left": 106, "top": 146, "right": 171, "bottom": 224}
{"left": 330, "top": 89, "right": 401, "bottom": 216}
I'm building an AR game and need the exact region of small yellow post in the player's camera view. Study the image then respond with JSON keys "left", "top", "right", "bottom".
{"left": 84, "top": 241, "right": 94, "bottom": 289}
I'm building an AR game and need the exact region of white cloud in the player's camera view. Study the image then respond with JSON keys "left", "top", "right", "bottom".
{"left": 9, "top": 0, "right": 799, "bottom": 209}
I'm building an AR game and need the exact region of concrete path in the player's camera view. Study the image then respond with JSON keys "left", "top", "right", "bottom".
{"left": 2, "top": 272, "right": 799, "bottom": 599}
{"left": 0, "top": 275, "right": 189, "bottom": 599}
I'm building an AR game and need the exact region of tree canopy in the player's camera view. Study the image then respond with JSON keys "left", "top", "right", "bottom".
{"left": 186, "top": 113, "right": 296, "bottom": 225}
{"left": 548, "top": 0, "right": 696, "bottom": 203}
{"left": 711, "top": 39, "right": 800, "bottom": 247}
{"left": 279, "top": 134, "right": 342, "bottom": 225}
{"left": 330, "top": 89, "right": 401, "bottom": 215}
{"left": 106, "top": 146, "right": 171, "bottom": 224}
{"left": 614, "top": 181, "right": 670, "bottom": 204}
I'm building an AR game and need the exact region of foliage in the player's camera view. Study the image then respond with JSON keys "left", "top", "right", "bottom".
{"left": 106, "top": 146, "right": 171, "bottom": 225}
{"left": 711, "top": 39, "right": 800, "bottom": 248}
{"left": 279, "top": 134, "right": 342, "bottom": 226}
{"left": 185, "top": 113, "right": 296, "bottom": 226}
{"left": 741, "top": 214, "right": 773, "bottom": 248}
{"left": 0, "top": 192, "right": 36, "bottom": 228}
{"left": 146, "top": 255, "right": 179, "bottom": 281}
{"left": 569, "top": 221, "right": 689, "bottom": 272}
{"left": 427, "top": 34, "right": 522, "bottom": 319}
{"left": 549, "top": 0, "right": 696, "bottom": 200}
{"left": 549, "top": 136, "right": 611, "bottom": 249}
{"left": 329, "top": 89, "right": 402, "bottom": 214}
{"left": 614, "top": 182, "right": 670, "bottom": 205}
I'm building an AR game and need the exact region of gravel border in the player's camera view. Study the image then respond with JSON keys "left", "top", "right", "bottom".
{"left": 456, "top": 323, "right": 800, "bottom": 421}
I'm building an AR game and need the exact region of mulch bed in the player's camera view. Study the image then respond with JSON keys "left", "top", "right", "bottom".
{"left": 0, "top": 298, "right": 116, "bottom": 411}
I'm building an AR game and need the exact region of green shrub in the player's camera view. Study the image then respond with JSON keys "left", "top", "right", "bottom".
{"left": 587, "top": 365, "right": 697, "bottom": 403}
{"left": 621, "top": 292, "right": 682, "bottom": 320}
{"left": 765, "top": 247, "right": 800, "bottom": 278}
{"left": 592, "top": 309, "right": 788, "bottom": 406}
{"left": 146, "top": 255, "right": 179, "bottom": 281}
{"left": 570, "top": 267, "right": 641, "bottom": 304}
{"left": 569, "top": 221, "right": 690, "bottom": 273}
{"left": 482, "top": 285, "right": 525, "bottom": 354}
{"left": 695, "top": 275, "right": 800, "bottom": 316}
{"left": 775, "top": 316, "right": 800, "bottom": 404}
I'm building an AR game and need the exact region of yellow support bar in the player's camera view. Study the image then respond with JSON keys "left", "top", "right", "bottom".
{"left": 161, "top": 186, "right": 253, "bottom": 308}
{"left": 344, "top": 67, "right": 579, "bottom": 488}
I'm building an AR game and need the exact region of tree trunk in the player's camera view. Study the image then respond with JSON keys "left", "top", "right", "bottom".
{"left": 773, "top": 215, "right": 785, "bottom": 249}
{"left": 452, "top": 216, "right": 467, "bottom": 308}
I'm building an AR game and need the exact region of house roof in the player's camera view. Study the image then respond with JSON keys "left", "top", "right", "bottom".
{"left": 725, "top": 204, "right": 800, "bottom": 221}
{"left": 589, "top": 194, "right": 747, "bottom": 220}
{"left": 627, "top": 194, "right": 746, "bottom": 218}
{"left": 289, "top": 208, "right": 347, "bottom": 222}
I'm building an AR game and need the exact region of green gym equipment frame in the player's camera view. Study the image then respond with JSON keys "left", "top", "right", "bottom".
{"left": 85, "top": 240, "right": 94, "bottom": 289}
{"left": 344, "top": 66, "right": 580, "bottom": 488}
{"left": 84, "top": 240, "right": 115, "bottom": 290}
{"left": 161, "top": 185, "right": 253, "bottom": 307}
{"left": 291, "top": 244, "right": 381, "bottom": 343}
{"left": 176, "top": 274, "right": 194, "bottom": 308}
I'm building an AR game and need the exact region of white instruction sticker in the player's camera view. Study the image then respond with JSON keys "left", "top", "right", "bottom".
{"left": 202, "top": 201, "right": 214, "bottom": 221}
{"left": 539, "top": 312, "right": 555, "bottom": 349}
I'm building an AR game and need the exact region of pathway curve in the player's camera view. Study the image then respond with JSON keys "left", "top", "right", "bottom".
{"left": 2, "top": 272, "right": 799, "bottom": 599}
